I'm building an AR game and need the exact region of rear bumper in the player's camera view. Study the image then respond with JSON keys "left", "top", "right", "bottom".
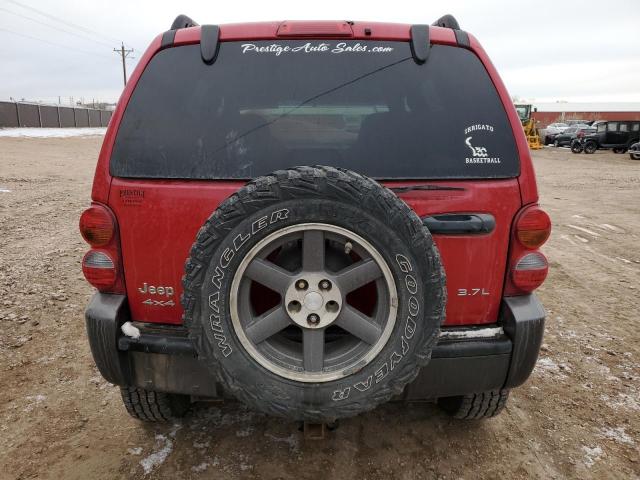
{"left": 85, "top": 294, "right": 545, "bottom": 400}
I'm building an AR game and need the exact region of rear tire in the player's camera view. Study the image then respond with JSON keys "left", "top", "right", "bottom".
{"left": 120, "top": 386, "right": 190, "bottom": 422}
{"left": 437, "top": 389, "right": 509, "bottom": 419}
{"left": 583, "top": 141, "right": 597, "bottom": 154}
{"left": 570, "top": 141, "right": 583, "bottom": 154}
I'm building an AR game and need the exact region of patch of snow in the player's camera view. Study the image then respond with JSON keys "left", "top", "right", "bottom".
{"left": 121, "top": 321, "right": 140, "bottom": 339}
{"left": 140, "top": 424, "right": 180, "bottom": 475}
{"left": 140, "top": 435, "right": 173, "bottom": 475}
{"left": 0, "top": 127, "right": 106, "bottom": 138}
{"left": 265, "top": 433, "right": 300, "bottom": 453}
{"left": 439, "top": 327, "right": 503, "bottom": 340}
{"left": 600, "top": 392, "right": 640, "bottom": 413}
{"left": 566, "top": 224, "right": 601, "bottom": 237}
{"left": 191, "top": 462, "right": 210, "bottom": 473}
{"left": 236, "top": 453, "right": 252, "bottom": 471}
{"left": 535, "top": 357, "right": 573, "bottom": 379}
{"left": 599, "top": 223, "right": 624, "bottom": 233}
{"left": 23, "top": 394, "right": 46, "bottom": 412}
{"left": 582, "top": 445, "right": 603, "bottom": 467}
{"left": 573, "top": 235, "right": 589, "bottom": 243}
{"left": 26, "top": 394, "right": 46, "bottom": 402}
{"left": 128, "top": 447, "right": 143, "bottom": 455}
{"left": 599, "top": 427, "right": 635, "bottom": 446}
{"left": 560, "top": 234, "right": 578, "bottom": 246}
{"left": 0, "top": 188, "right": 11, "bottom": 193}
{"left": 236, "top": 426, "right": 254, "bottom": 437}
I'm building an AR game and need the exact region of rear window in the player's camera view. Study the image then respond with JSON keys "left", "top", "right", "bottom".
{"left": 111, "top": 40, "right": 519, "bottom": 180}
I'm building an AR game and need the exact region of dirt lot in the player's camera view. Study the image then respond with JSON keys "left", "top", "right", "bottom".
{"left": 0, "top": 137, "right": 638, "bottom": 479}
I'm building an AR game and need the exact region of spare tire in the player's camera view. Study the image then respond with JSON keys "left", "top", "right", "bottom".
{"left": 182, "top": 166, "right": 446, "bottom": 422}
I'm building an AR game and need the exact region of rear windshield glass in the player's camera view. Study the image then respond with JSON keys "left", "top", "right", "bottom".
{"left": 111, "top": 41, "right": 519, "bottom": 180}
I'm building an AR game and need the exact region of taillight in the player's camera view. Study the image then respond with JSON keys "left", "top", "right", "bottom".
{"left": 511, "top": 252, "right": 548, "bottom": 291}
{"left": 80, "top": 203, "right": 124, "bottom": 293}
{"left": 515, "top": 207, "right": 551, "bottom": 249}
{"left": 505, "top": 205, "right": 551, "bottom": 295}
{"left": 79, "top": 205, "right": 114, "bottom": 246}
{"left": 82, "top": 250, "right": 118, "bottom": 289}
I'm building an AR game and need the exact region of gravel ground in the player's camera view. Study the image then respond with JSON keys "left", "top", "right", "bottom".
{"left": 0, "top": 138, "right": 638, "bottom": 479}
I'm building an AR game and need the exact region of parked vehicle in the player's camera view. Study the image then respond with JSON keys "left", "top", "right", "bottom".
{"left": 582, "top": 120, "right": 640, "bottom": 154}
{"left": 565, "top": 119, "right": 591, "bottom": 126}
{"left": 80, "top": 15, "right": 550, "bottom": 425}
{"left": 628, "top": 142, "right": 640, "bottom": 160}
{"left": 543, "top": 122, "right": 568, "bottom": 145}
{"left": 553, "top": 125, "right": 593, "bottom": 147}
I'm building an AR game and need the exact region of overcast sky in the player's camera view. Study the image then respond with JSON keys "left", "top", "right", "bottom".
{"left": 1, "top": 0, "right": 639, "bottom": 105}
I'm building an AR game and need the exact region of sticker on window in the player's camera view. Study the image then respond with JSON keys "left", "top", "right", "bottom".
{"left": 240, "top": 42, "right": 394, "bottom": 56}
{"left": 464, "top": 124, "right": 501, "bottom": 165}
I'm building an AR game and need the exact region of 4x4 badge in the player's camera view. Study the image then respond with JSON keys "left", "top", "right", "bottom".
{"left": 142, "top": 299, "right": 176, "bottom": 307}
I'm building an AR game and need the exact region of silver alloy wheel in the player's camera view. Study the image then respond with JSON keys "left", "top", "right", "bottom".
{"left": 230, "top": 223, "right": 398, "bottom": 383}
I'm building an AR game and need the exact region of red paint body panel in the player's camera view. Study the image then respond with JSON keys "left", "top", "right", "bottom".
{"left": 91, "top": 21, "right": 540, "bottom": 327}
{"left": 110, "top": 178, "right": 520, "bottom": 326}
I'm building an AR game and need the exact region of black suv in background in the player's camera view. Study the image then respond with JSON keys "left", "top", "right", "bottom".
{"left": 553, "top": 125, "right": 593, "bottom": 147}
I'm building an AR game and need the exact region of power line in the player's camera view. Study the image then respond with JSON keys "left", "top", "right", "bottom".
{"left": 0, "top": 27, "right": 115, "bottom": 60}
{"left": 0, "top": 6, "right": 114, "bottom": 49}
{"left": 5, "top": 0, "right": 128, "bottom": 46}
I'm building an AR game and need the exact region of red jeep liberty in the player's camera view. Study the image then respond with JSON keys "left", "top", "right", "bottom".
{"left": 80, "top": 14, "right": 551, "bottom": 423}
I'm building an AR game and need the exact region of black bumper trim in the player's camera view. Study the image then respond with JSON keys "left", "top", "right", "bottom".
{"left": 502, "top": 295, "right": 546, "bottom": 388}
{"left": 118, "top": 323, "right": 196, "bottom": 356}
{"left": 85, "top": 293, "right": 545, "bottom": 399}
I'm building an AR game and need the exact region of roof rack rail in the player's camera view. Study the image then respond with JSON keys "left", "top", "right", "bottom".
{"left": 170, "top": 14, "right": 199, "bottom": 30}
{"left": 431, "top": 14, "right": 460, "bottom": 30}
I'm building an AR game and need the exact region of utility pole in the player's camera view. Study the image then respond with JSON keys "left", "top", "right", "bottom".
{"left": 113, "top": 43, "right": 134, "bottom": 86}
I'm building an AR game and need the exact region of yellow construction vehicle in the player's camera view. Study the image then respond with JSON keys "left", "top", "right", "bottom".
{"left": 514, "top": 103, "right": 542, "bottom": 150}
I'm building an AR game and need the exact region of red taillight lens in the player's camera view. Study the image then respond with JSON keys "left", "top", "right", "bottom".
{"left": 80, "top": 206, "right": 114, "bottom": 247}
{"left": 512, "top": 252, "right": 549, "bottom": 291}
{"left": 505, "top": 205, "right": 551, "bottom": 296}
{"left": 516, "top": 207, "right": 551, "bottom": 249}
{"left": 79, "top": 203, "right": 124, "bottom": 294}
{"left": 82, "top": 250, "right": 117, "bottom": 290}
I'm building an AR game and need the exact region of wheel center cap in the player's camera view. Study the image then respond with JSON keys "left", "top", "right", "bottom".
{"left": 303, "top": 291, "right": 323, "bottom": 311}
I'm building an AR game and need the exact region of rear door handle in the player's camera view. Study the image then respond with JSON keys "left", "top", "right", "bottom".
{"left": 422, "top": 213, "right": 495, "bottom": 235}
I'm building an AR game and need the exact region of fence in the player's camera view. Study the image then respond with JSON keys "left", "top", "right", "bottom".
{"left": 0, "top": 101, "right": 112, "bottom": 128}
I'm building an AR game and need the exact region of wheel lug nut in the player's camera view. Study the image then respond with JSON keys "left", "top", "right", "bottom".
{"left": 319, "top": 279, "right": 331, "bottom": 290}
{"left": 296, "top": 279, "right": 308, "bottom": 290}
{"left": 307, "top": 313, "right": 320, "bottom": 325}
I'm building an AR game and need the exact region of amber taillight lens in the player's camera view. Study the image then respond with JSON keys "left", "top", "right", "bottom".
{"left": 516, "top": 207, "right": 551, "bottom": 249}
{"left": 79, "top": 206, "right": 114, "bottom": 247}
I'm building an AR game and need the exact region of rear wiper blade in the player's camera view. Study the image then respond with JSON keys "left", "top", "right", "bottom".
{"left": 388, "top": 184, "right": 465, "bottom": 193}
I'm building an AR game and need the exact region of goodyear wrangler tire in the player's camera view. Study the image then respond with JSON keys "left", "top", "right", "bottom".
{"left": 182, "top": 166, "right": 446, "bottom": 422}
